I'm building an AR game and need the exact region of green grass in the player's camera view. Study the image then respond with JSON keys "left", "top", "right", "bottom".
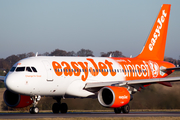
{"left": 0, "top": 117, "right": 180, "bottom": 120}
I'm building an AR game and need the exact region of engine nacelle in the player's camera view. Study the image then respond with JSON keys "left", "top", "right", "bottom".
{"left": 3, "top": 90, "right": 33, "bottom": 108}
{"left": 98, "top": 86, "right": 130, "bottom": 108}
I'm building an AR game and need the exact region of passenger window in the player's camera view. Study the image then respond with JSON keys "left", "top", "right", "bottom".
{"left": 16, "top": 67, "right": 25, "bottom": 72}
{"left": 26, "top": 67, "right": 32, "bottom": 72}
{"left": 31, "top": 67, "right": 37, "bottom": 72}
{"left": 10, "top": 67, "right": 16, "bottom": 72}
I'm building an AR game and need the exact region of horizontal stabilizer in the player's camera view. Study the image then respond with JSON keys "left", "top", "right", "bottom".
{"left": 161, "top": 67, "right": 180, "bottom": 71}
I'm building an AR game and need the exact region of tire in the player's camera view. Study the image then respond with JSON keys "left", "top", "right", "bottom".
{"left": 60, "top": 103, "right": 68, "bottom": 113}
{"left": 29, "top": 107, "right": 39, "bottom": 114}
{"left": 122, "top": 104, "right": 130, "bottom": 114}
{"left": 33, "top": 107, "right": 39, "bottom": 114}
{"left": 114, "top": 107, "right": 121, "bottom": 114}
{"left": 52, "top": 103, "right": 60, "bottom": 113}
{"left": 29, "top": 107, "right": 34, "bottom": 114}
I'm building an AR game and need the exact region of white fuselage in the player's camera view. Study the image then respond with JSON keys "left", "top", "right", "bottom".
{"left": 5, "top": 56, "right": 125, "bottom": 97}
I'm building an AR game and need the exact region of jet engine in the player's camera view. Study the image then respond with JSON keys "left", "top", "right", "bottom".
{"left": 3, "top": 90, "right": 33, "bottom": 108}
{"left": 98, "top": 86, "right": 130, "bottom": 108}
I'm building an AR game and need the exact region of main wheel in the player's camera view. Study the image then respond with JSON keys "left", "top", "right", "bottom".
{"left": 114, "top": 107, "right": 121, "bottom": 114}
{"left": 60, "top": 103, "right": 68, "bottom": 113}
{"left": 122, "top": 104, "right": 130, "bottom": 114}
{"left": 52, "top": 103, "right": 60, "bottom": 113}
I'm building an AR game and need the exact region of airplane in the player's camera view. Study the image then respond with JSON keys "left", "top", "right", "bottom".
{"left": 0, "top": 4, "right": 178, "bottom": 114}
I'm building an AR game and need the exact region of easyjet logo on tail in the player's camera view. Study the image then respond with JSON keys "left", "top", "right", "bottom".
{"left": 52, "top": 58, "right": 116, "bottom": 81}
{"left": 149, "top": 10, "right": 167, "bottom": 51}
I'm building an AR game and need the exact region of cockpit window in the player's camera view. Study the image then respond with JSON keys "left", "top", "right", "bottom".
{"left": 10, "top": 66, "right": 37, "bottom": 72}
{"left": 10, "top": 67, "right": 16, "bottom": 72}
{"left": 16, "top": 67, "right": 25, "bottom": 72}
{"left": 26, "top": 67, "right": 32, "bottom": 72}
{"left": 31, "top": 67, "right": 37, "bottom": 72}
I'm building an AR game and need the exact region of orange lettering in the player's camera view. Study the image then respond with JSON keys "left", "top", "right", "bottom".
{"left": 52, "top": 61, "right": 62, "bottom": 76}
{"left": 61, "top": 61, "right": 72, "bottom": 76}
{"left": 98, "top": 62, "right": 108, "bottom": 76}
{"left": 71, "top": 62, "right": 80, "bottom": 76}
{"left": 78, "top": 62, "right": 88, "bottom": 81}
{"left": 87, "top": 58, "right": 99, "bottom": 76}
{"left": 52, "top": 59, "right": 117, "bottom": 81}
{"left": 105, "top": 60, "right": 116, "bottom": 76}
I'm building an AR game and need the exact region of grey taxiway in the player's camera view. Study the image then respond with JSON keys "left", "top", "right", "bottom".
{"left": 1, "top": 111, "right": 180, "bottom": 119}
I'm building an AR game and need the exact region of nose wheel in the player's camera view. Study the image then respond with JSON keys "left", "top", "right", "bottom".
{"left": 29, "top": 107, "right": 39, "bottom": 114}
{"left": 29, "top": 95, "right": 41, "bottom": 114}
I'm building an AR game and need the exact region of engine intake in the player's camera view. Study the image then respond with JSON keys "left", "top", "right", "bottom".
{"left": 3, "top": 90, "right": 33, "bottom": 108}
{"left": 98, "top": 86, "right": 130, "bottom": 108}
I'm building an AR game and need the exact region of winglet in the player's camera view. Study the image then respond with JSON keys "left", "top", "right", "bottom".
{"left": 136, "top": 4, "right": 171, "bottom": 61}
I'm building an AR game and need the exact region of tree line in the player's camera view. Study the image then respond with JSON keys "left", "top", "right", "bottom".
{"left": 0, "top": 49, "right": 125, "bottom": 73}
{"left": 0, "top": 48, "right": 179, "bottom": 75}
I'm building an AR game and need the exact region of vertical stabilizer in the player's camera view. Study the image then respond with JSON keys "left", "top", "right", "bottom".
{"left": 136, "top": 4, "right": 171, "bottom": 61}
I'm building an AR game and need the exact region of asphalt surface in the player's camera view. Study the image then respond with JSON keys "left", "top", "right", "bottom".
{"left": 1, "top": 111, "right": 180, "bottom": 119}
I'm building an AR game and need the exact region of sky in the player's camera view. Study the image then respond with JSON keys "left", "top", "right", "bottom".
{"left": 0, "top": 0, "right": 180, "bottom": 59}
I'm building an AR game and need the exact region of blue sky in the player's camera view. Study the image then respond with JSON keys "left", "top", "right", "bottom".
{"left": 0, "top": 0, "right": 180, "bottom": 59}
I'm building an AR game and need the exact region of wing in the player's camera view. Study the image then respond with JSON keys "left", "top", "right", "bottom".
{"left": 161, "top": 67, "right": 180, "bottom": 71}
{"left": 85, "top": 77, "right": 180, "bottom": 88}
{"left": 84, "top": 77, "right": 180, "bottom": 93}
{"left": 85, "top": 66, "right": 180, "bottom": 89}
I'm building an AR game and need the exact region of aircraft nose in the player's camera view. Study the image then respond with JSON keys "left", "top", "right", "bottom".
{"left": 5, "top": 74, "right": 18, "bottom": 92}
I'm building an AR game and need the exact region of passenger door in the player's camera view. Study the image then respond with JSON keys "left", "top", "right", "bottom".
{"left": 42, "top": 60, "right": 53, "bottom": 81}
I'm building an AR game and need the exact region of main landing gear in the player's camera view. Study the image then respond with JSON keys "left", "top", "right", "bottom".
{"left": 52, "top": 97, "right": 68, "bottom": 114}
{"left": 29, "top": 95, "right": 41, "bottom": 114}
{"left": 114, "top": 104, "right": 130, "bottom": 114}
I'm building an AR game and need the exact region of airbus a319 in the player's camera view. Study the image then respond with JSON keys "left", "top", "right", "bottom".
{"left": 1, "top": 4, "right": 179, "bottom": 114}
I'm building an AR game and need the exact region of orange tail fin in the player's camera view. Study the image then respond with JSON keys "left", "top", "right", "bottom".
{"left": 136, "top": 4, "right": 171, "bottom": 61}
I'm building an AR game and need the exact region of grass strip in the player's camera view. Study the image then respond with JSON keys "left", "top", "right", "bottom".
{"left": 1, "top": 117, "right": 180, "bottom": 120}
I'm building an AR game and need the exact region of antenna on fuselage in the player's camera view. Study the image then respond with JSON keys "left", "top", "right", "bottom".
{"left": 109, "top": 53, "right": 112, "bottom": 57}
{"left": 35, "top": 52, "right": 38, "bottom": 57}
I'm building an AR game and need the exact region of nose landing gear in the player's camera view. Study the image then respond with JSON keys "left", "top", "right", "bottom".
{"left": 29, "top": 95, "right": 41, "bottom": 114}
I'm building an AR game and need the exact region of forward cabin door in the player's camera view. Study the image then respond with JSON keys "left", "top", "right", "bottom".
{"left": 42, "top": 60, "right": 53, "bottom": 81}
